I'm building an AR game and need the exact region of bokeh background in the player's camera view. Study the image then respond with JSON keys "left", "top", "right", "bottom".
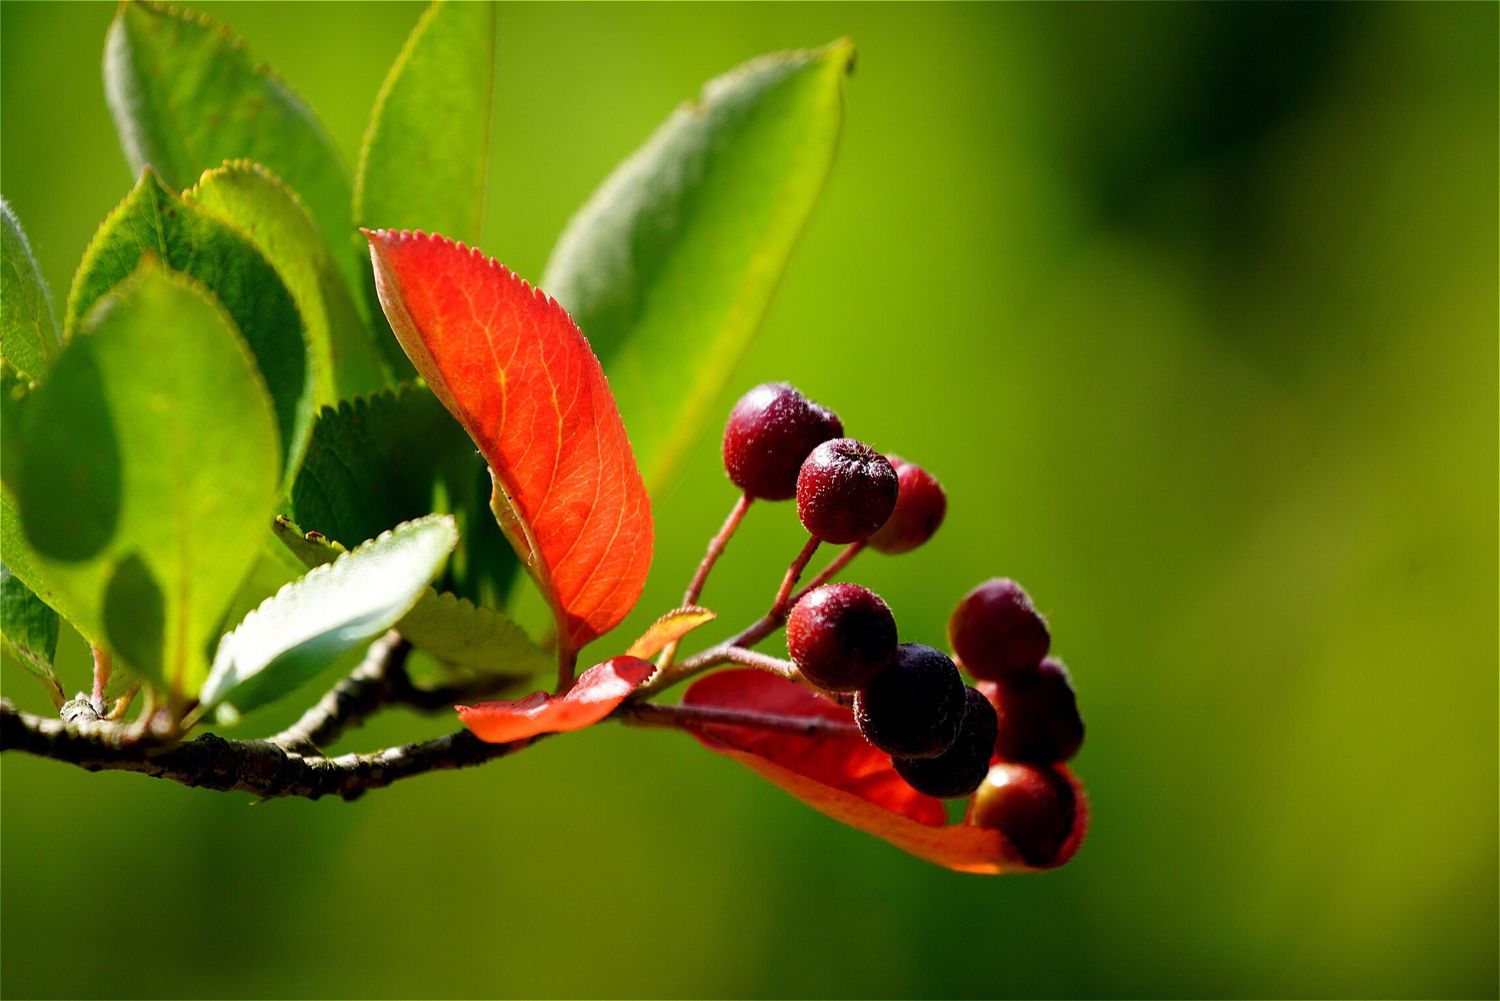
{"left": 2, "top": 2, "right": 1496, "bottom": 998}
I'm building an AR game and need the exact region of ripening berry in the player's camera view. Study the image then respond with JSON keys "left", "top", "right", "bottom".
{"left": 966, "top": 762, "right": 1077, "bottom": 867}
{"left": 894, "top": 686, "right": 999, "bottom": 798}
{"left": 796, "top": 438, "right": 899, "bottom": 544}
{"left": 868, "top": 456, "right": 947, "bottom": 554}
{"left": 722, "top": 383, "right": 843, "bottom": 500}
{"left": 786, "top": 583, "right": 898, "bottom": 692}
{"left": 948, "top": 578, "right": 1050, "bottom": 681}
{"left": 854, "top": 643, "right": 965, "bottom": 759}
{"left": 986, "top": 658, "right": 1085, "bottom": 764}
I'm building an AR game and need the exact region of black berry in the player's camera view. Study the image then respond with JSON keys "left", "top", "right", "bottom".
{"left": 796, "top": 438, "right": 898, "bottom": 544}
{"left": 868, "top": 455, "right": 947, "bottom": 554}
{"left": 987, "top": 658, "right": 1084, "bottom": 764}
{"left": 854, "top": 643, "right": 965, "bottom": 759}
{"left": 786, "top": 583, "right": 897, "bottom": 692}
{"left": 948, "top": 578, "right": 1050, "bottom": 681}
{"left": 722, "top": 383, "right": 843, "bottom": 500}
{"left": 966, "top": 762, "right": 1078, "bottom": 868}
{"left": 893, "top": 687, "right": 998, "bottom": 798}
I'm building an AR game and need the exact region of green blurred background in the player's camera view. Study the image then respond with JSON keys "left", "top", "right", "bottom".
{"left": 2, "top": 2, "right": 1496, "bottom": 997}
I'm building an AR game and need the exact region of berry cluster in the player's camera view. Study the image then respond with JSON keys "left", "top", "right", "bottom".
{"left": 719, "top": 383, "right": 1086, "bottom": 864}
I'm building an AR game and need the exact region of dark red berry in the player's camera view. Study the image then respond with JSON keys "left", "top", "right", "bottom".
{"left": 948, "top": 578, "right": 1050, "bottom": 681}
{"left": 893, "top": 687, "right": 998, "bottom": 798}
{"left": 854, "top": 643, "right": 965, "bottom": 759}
{"left": 796, "top": 438, "right": 898, "bottom": 544}
{"left": 985, "top": 658, "right": 1085, "bottom": 764}
{"left": 966, "top": 762, "right": 1077, "bottom": 867}
{"left": 868, "top": 456, "right": 947, "bottom": 554}
{"left": 722, "top": 383, "right": 843, "bottom": 500}
{"left": 786, "top": 583, "right": 897, "bottom": 692}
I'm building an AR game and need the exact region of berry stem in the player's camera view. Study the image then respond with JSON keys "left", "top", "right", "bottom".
{"left": 90, "top": 646, "right": 112, "bottom": 715}
{"left": 770, "top": 536, "right": 822, "bottom": 617}
{"left": 684, "top": 493, "right": 753, "bottom": 606}
{"left": 620, "top": 701, "right": 859, "bottom": 739}
{"left": 790, "top": 540, "right": 867, "bottom": 606}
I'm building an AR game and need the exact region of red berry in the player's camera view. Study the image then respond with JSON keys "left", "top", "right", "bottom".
{"left": 893, "top": 687, "right": 998, "bottom": 798}
{"left": 868, "top": 456, "right": 947, "bottom": 554}
{"left": 966, "top": 762, "right": 1077, "bottom": 867}
{"left": 796, "top": 438, "right": 898, "bottom": 544}
{"left": 985, "top": 658, "right": 1084, "bottom": 764}
{"left": 786, "top": 583, "right": 897, "bottom": 692}
{"left": 722, "top": 383, "right": 843, "bottom": 500}
{"left": 854, "top": 643, "right": 965, "bottom": 759}
{"left": 948, "top": 578, "right": 1050, "bottom": 681}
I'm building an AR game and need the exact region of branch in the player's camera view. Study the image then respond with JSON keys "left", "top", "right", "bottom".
{"left": 0, "top": 631, "right": 536, "bottom": 800}
{"left": 0, "top": 699, "right": 531, "bottom": 801}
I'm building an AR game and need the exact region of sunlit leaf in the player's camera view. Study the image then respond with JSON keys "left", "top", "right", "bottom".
{"left": 274, "top": 515, "right": 548, "bottom": 676}
{"left": 365, "top": 230, "right": 653, "bottom": 660}
{"left": 188, "top": 160, "right": 390, "bottom": 401}
{"left": 103, "top": 1, "right": 361, "bottom": 298}
{"left": 66, "top": 169, "right": 312, "bottom": 484}
{"left": 682, "top": 670, "right": 1084, "bottom": 874}
{"left": 355, "top": 0, "right": 495, "bottom": 245}
{"left": 202, "top": 515, "right": 457, "bottom": 717}
{"left": 1, "top": 563, "right": 60, "bottom": 695}
{"left": 626, "top": 605, "right": 716, "bottom": 659}
{"left": 15, "top": 262, "right": 279, "bottom": 697}
{"left": 457, "top": 656, "right": 653, "bottom": 743}
{"left": 543, "top": 40, "right": 853, "bottom": 494}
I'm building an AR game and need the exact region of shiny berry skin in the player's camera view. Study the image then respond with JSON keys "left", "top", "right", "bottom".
{"left": 796, "top": 438, "right": 899, "bottom": 544}
{"left": 868, "top": 456, "right": 947, "bottom": 554}
{"left": 894, "top": 686, "right": 999, "bottom": 798}
{"left": 986, "top": 658, "right": 1085, "bottom": 764}
{"left": 966, "top": 762, "right": 1077, "bottom": 867}
{"left": 722, "top": 383, "right": 843, "bottom": 500}
{"left": 948, "top": 578, "right": 1050, "bottom": 681}
{"left": 786, "top": 583, "right": 897, "bottom": 692}
{"left": 854, "top": 643, "right": 965, "bottom": 759}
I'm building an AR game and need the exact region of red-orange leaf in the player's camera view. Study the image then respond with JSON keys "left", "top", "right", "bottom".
{"left": 458, "top": 656, "right": 654, "bottom": 743}
{"left": 682, "top": 670, "right": 1086, "bottom": 873}
{"left": 365, "top": 230, "right": 653, "bottom": 659}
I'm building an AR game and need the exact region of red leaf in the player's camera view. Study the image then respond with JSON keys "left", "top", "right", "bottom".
{"left": 458, "top": 656, "right": 654, "bottom": 743}
{"left": 682, "top": 670, "right": 1086, "bottom": 873}
{"left": 365, "top": 230, "right": 653, "bottom": 657}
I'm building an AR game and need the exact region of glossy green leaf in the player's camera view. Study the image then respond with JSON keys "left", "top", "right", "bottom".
{"left": 188, "top": 160, "right": 390, "bottom": 402}
{"left": 288, "top": 383, "right": 517, "bottom": 609}
{"left": 354, "top": 1, "right": 496, "bottom": 245}
{"left": 67, "top": 169, "right": 312, "bottom": 484}
{"left": 103, "top": 1, "right": 361, "bottom": 298}
{"left": 542, "top": 40, "right": 853, "bottom": 494}
{"left": 15, "top": 262, "right": 280, "bottom": 697}
{"left": 2, "top": 199, "right": 64, "bottom": 697}
{"left": 274, "top": 516, "right": 547, "bottom": 675}
{"left": 202, "top": 515, "right": 457, "bottom": 717}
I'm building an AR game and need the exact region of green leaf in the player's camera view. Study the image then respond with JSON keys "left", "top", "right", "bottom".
{"left": 542, "top": 40, "right": 853, "bottom": 494}
{"left": 67, "top": 169, "right": 313, "bottom": 484}
{"left": 355, "top": 0, "right": 496, "bottom": 245}
{"left": 202, "top": 514, "right": 458, "bottom": 717}
{"left": 288, "top": 383, "right": 517, "bottom": 608}
{"left": 187, "top": 160, "right": 391, "bottom": 403}
{"left": 15, "top": 261, "right": 280, "bottom": 697}
{"left": 1, "top": 199, "right": 64, "bottom": 698}
{"left": 1, "top": 562, "right": 61, "bottom": 692}
{"left": 103, "top": 1, "right": 361, "bottom": 300}
{"left": 1, "top": 197, "right": 60, "bottom": 387}
{"left": 274, "top": 516, "right": 547, "bottom": 675}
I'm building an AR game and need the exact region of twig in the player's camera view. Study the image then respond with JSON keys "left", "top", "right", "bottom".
{"left": 0, "top": 700, "right": 529, "bottom": 801}
{"left": 770, "top": 536, "right": 821, "bottom": 617}
{"left": 620, "top": 701, "right": 858, "bottom": 738}
{"left": 271, "top": 631, "right": 525, "bottom": 752}
{"left": 791, "top": 540, "right": 866, "bottom": 605}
